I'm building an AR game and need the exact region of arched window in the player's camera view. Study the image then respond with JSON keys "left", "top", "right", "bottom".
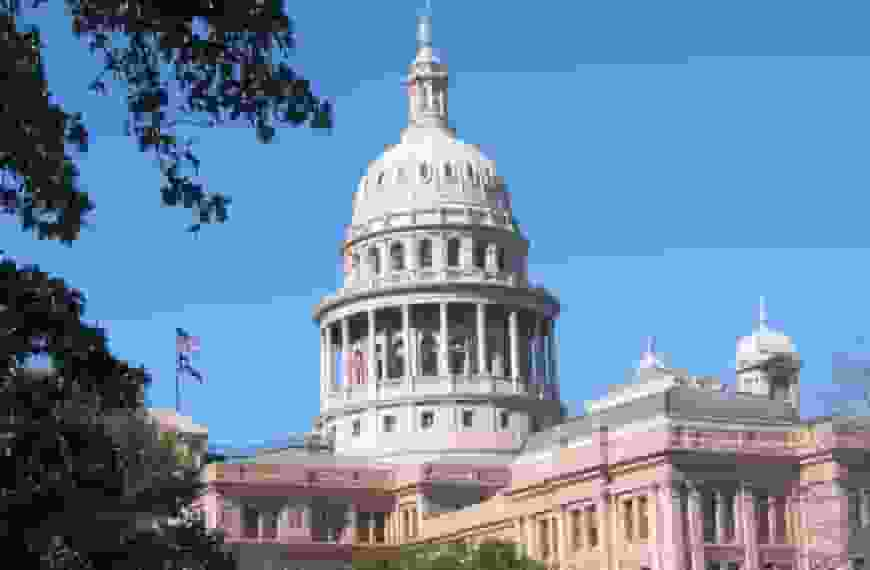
{"left": 418, "top": 239, "right": 433, "bottom": 268}
{"left": 390, "top": 242, "right": 405, "bottom": 271}
{"left": 473, "top": 241, "right": 486, "bottom": 269}
{"left": 377, "top": 171, "right": 385, "bottom": 185}
{"left": 352, "top": 254, "right": 360, "bottom": 278}
{"left": 444, "top": 162, "right": 454, "bottom": 180}
{"left": 369, "top": 247, "right": 380, "bottom": 275}
{"left": 497, "top": 248, "right": 506, "bottom": 271}
{"left": 396, "top": 167, "right": 406, "bottom": 183}
{"left": 447, "top": 237, "right": 460, "bottom": 267}
{"left": 419, "top": 162, "right": 431, "bottom": 183}
{"left": 465, "top": 163, "right": 474, "bottom": 182}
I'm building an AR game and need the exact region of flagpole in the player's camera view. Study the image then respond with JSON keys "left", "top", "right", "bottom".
{"left": 176, "top": 352, "right": 181, "bottom": 414}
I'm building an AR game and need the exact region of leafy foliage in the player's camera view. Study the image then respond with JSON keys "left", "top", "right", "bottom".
{"left": 0, "top": 256, "right": 235, "bottom": 569}
{"left": 0, "top": 0, "right": 332, "bottom": 243}
{"left": 352, "top": 539, "right": 547, "bottom": 570}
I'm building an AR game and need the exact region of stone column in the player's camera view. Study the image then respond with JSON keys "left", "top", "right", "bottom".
{"left": 320, "top": 327, "right": 327, "bottom": 398}
{"left": 552, "top": 513, "right": 560, "bottom": 562}
{"left": 559, "top": 505, "right": 569, "bottom": 566}
{"left": 716, "top": 488, "right": 727, "bottom": 544}
{"left": 341, "top": 318, "right": 350, "bottom": 388}
{"left": 533, "top": 317, "right": 543, "bottom": 395}
{"left": 861, "top": 489, "right": 870, "bottom": 530}
{"left": 742, "top": 483, "right": 759, "bottom": 570}
{"left": 509, "top": 310, "right": 520, "bottom": 393}
{"left": 658, "top": 483, "right": 686, "bottom": 570}
{"left": 522, "top": 516, "right": 534, "bottom": 560}
{"left": 403, "top": 304, "right": 412, "bottom": 386}
{"left": 551, "top": 318, "right": 560, "bottom": 400}
{"left": 649, "top": 484, "right": 662, "bottom": 570}
{"left": 326, "top": 324, "right": 335, "bottom": 392}
{"left": 439, "top": 302, "right": 449, "bottom": 376}
{"left": 768, "top": 495, "right": 777, "bottom": 544}
{"left": 368, "top": 309, "right": 377, "bottom": 399}
{"left": 687, "top": 483, "right": 705, "bottom": 570}
{"left": 598, "top": 491, "right": 613, "bottom": 570}
{"left": 477, "top": 303, "right": 488, "bottom": 376}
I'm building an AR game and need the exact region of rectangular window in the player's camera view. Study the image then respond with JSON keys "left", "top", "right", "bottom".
{"left": 538, "top": 519, "right": 550, "bottom": 559}
{"left": 261, "top": 510, "right": 277, "bottom": 540}
{"left": 849, "top": 491, "right": 861, "bottom": 533}
{"left": 462, "top": 409, "right": 474, "bottom": 428}
{"left": 373, "top": 512, "right": 386, "bottom": 544}
{"left": 706, "top": 563, "right": 722, "bottom": 570}
{"left": 383, "top": 415, "right": 396, "bottom": 433}
{"left": 571, "top": 509, "right": 582, "bottom": 550}
{"left": 587, "top": 505, "right": 599, "bottom": 547}
{"left": 639, "top": 496, "right": 649, "bottom": 540}
{"left": 704, "top": 491, "right": 718, "bottom": 543}
{"left": 724, "top": 492, "right": 736, "bottom": 542}
{"left": 421, "top": 411, "right": 434, "bottom": 429}
{"left": 403, "top": 510, "right": 410, "bottom": 539}
{"left": 756, "top": 493, "right": 770, "bottom": 544}
{"left": 624, "top": 498, "right": 634, "bottom": 541}
{"left": 500, "top": 410, "right": 510, "bottom": 430}
{"left": 357, "top": 511, "right": 372, "bottom": 544}
{"left": 352, "top": 419, "right": 361, "bottom": 437}
{"left": 243, "top": 505, "right": 258, "bottom": 539}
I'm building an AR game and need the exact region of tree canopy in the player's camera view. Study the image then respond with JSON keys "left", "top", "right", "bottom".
{"left": 352, "top": 539, "right": 547, "bottom": 570}
{"left": 1, "top": 0, "right": 332, "bottom": 244}
{"left": 0, "top": 255, "right": 235, "bottom": 569}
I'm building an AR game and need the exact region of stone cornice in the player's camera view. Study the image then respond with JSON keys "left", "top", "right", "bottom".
{"left": 313, "top": 280, "right": 560, "bottom": 322}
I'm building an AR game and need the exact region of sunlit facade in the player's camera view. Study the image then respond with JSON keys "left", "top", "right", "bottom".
{"left": 191, "top": 13, "right": 870, "bottom": 570}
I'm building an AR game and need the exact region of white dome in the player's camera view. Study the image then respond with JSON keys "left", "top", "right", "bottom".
{"left": 737, "top": 328, "right": 795, "bottom": 355}
{"left": 737, "top": 297, "right": 796, "bottom": 355}
{"left": 351, "top": 126, "right": 505, "bottom": 227}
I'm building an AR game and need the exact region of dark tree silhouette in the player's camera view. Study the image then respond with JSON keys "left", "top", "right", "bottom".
{"left": 0, "top": 0, "right": 332, "bottom": 244}
{"left": 0, "top": 255, "right": 236, "bottom": 569}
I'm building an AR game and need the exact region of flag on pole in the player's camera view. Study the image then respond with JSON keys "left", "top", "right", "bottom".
{"left": 176, "top": 328, "right": 201, "bottom": 354}
{"left": 176, "top": 328, "right": 204, "bottom": 383}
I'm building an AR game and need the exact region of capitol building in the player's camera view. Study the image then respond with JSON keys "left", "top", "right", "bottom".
{"left": 174, "top": 12, "right": 870, "bottom": 570}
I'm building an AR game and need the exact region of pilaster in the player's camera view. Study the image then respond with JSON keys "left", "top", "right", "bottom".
{"left": 658, "top": 483, "right": 686, "bottom": 570}
{"left": 742, "top": 483, "right": 759, "bottom": 570}
{"left": 439, "top": 302, "right": 449, "bottom": 376}
{"left": 687, "top": 482, "right": 705, "bottom": 570}
{"left": 368, "top": 309, "right": 377, "bottom": 400}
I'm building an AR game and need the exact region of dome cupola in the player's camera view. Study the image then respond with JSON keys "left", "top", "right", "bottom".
{"left": 350, "top": 11, "right": 513, "bottom": 230}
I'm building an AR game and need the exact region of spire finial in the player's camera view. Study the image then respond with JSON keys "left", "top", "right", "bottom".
{"left": 638, "top": 335, "right": 663, "bottom": 371}
{"left": 758, "top": 295, "right": 768, "bottom": 331}
{"left": 417, "top": 4, "right": 433, "bottom": 51}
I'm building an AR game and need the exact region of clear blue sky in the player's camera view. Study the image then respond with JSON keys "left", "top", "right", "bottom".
{"left": 5, "top": 2, "right": 870, "bottom": 448}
